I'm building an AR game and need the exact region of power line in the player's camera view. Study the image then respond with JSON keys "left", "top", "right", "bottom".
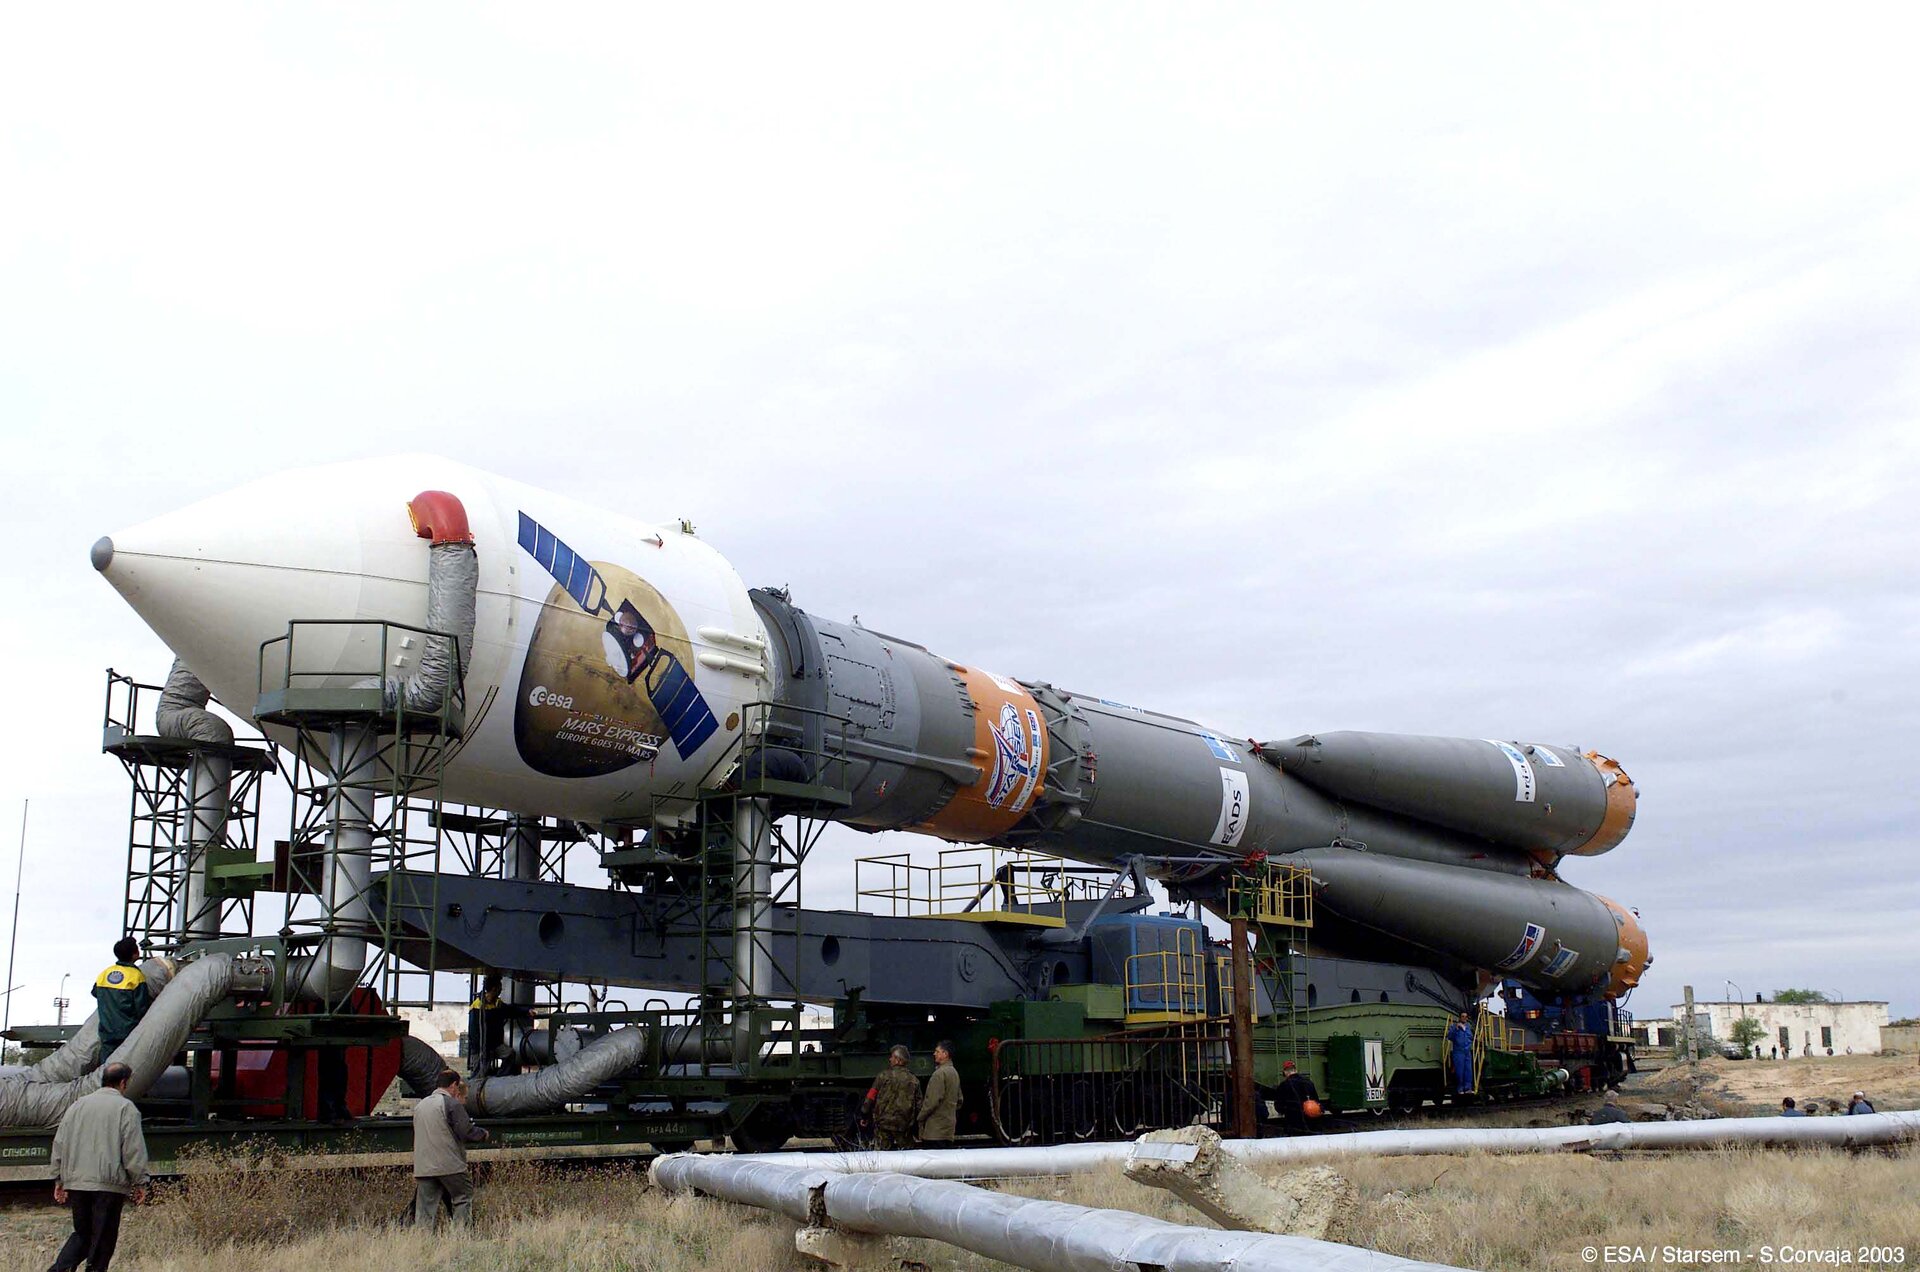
{"left": 2, "top": 800, "right": 25, "bottom": 1035}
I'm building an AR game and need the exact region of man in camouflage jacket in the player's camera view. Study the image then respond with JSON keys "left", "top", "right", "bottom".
{"left": 861, "top": 1045, "right": 920, "bottom": 1151}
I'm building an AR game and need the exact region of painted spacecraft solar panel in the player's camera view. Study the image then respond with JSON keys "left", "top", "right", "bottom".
{"left": 93, "top": 456, "right": 1648, "bottom": 1001}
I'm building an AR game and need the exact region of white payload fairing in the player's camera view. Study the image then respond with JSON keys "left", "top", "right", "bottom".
{"left": 93, "top": 457, "right": 1649, "bottom": 1000}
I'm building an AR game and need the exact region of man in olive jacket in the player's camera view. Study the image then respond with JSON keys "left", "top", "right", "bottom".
{"left": 916, "top": 1041, "right": 962, "bottom": 1149}
{"left": 49, "top": 1062, "right": 148, "bottom": 1272}
{"left": 413, "top": 1070, "right": 489, "bottom": 1229}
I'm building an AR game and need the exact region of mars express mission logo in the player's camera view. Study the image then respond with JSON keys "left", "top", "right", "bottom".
{"left": 513, "top": 512, "right": 720, "bottom": 779}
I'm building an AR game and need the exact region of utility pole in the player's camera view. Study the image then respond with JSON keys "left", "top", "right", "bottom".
{"left": 2, "top": 800, "right": 25, "bottom": 1035}
{"left": 1228, "top": 913, "right": 1257, "bottom": 1139}
{"left": 1681, "top": 984, "right": 1700, "bottom": 1110}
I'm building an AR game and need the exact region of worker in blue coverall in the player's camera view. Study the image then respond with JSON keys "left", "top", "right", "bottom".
{"left": 1447, "top": 1012, "right": 1475, "bottom": 1095}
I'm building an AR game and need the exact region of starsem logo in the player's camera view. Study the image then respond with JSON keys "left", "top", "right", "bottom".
{"left": 528, "top": 685, "right": 575, "bottom": 710}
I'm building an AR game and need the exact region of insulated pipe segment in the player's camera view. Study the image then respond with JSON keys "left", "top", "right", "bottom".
{"left": 731, "top": 796, "right": 775, "bottom": 1062}
{"left": 298, "top": 722, "right": 380, "bottom": 1001}
{"left": 399, "top": 1034, "right": 449, "bottom": 1097}
{"left": 651, "top": 1155, "right": 1467, "bottom": 1272}
{"left": 466, "top": 1024, "right": 648, "bottom": 1117}
{"left": 0, "top": 954, "right": 266, "bottom": 1127}
{"left": 14, "top": 959, "right": 175, "bottom": 1086}
{"left": 729, "top": 1111, "right": 1920, "bottom": 1180}
{"left": 390, "top": 493, "right": 478, "bottom": 715}
{"left": 155, "top": 659, "right": 234, "bottom": 942}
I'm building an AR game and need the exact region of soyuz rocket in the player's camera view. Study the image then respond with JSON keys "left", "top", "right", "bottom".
{"left": 91, "top": 457, "right": 1649, "bottom": 1003}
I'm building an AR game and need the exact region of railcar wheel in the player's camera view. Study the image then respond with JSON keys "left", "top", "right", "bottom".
{"left": 1065, "top": 1078, "right": 1101, "bottom": 1141}
{"left": 729, "top": 1102, "right": 795, "bottom": 1154}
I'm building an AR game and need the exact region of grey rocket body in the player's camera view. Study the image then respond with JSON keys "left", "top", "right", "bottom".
{"left": 93, "top": 457, "right": 1651, "bottom": 1003}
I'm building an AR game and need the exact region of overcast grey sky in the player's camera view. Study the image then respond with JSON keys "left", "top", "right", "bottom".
{"left": 3, "top": 6, "right": 1917, "bottom": 1029}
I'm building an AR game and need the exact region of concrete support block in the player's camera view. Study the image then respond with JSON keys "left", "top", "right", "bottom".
{"left": 1269, "top": 1164, "right": 1359, "bottom": 1242}
{"left": 1126, "top": 1124, "right": 1357, "bottom": 1241}
{"left": 795, "top": 1224, "right": 898, "bottom": 1270}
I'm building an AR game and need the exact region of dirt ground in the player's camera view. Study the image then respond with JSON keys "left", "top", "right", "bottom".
{"left": 1623, "top": 1051, "right": 1920, "bottom": 1116}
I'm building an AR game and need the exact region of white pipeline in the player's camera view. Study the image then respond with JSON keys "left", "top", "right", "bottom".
{"left": 650, "top": 1154, "right": 1464, "bottom": 1272}
{"left": 738, "top": 1112, "right": 1920, "bottom": 1179}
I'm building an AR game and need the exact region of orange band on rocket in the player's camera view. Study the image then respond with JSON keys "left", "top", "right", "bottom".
{"left": 1597, "top": 894, "right": 1649, "bottom": 999}
{"left": 915, "top": 667, "right": 1050, "bottom": 842}
{"left": 1566, "top": 751, "right": 1637, "bottom": 857}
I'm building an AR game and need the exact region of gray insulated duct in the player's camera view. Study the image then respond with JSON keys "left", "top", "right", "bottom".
{"left": 466, "top": 1026, "right": 647, "bottom": 1117}
{"left": 0, "top": 954, "right": 264, "bottom": 1127}
{"left": 304, "top": 495, "right": 477, "bottom": 1003}
{"left": 12, "top": 959, "right": 175, "bottom": 1086}
{"left": 400, "top": 1034, "right": 451, "bottom": 1098}
{"left": 376, "top": 535, "right": 478, "bottom": 715}
{"left": 155, "top": 659, "right": 233, "bottom": 943}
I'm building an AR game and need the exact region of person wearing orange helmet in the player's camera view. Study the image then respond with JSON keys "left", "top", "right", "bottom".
{"left": 1274, "top": 1059, "right": 1323, "bottom": 1134}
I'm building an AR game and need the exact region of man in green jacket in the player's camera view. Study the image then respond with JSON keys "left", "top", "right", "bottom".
{"left": 916, "top": 1041, "right": 962, "bottom": 1149}
{"left": 860, "top": 1046, "right": 920, "bottom": 1151}
{"left": 49, "top": 1062, "right": 148, "bottom": 1272}
{"left": 92, "top": 939, "right": 153, "bottom": 1059}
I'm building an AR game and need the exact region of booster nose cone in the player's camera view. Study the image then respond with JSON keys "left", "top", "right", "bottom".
{"left": 91, "top": 536, "right": 114, "bottom": 572}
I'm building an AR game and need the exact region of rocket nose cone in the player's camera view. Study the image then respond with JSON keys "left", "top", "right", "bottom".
{"left": 91, "top": 536, "right": 114, "bottom": 572}
{"left": 94, "top": 457, "right": 479, "bottom": 719}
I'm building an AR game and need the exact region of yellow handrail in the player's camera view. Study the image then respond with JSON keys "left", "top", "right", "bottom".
{"left": 1230, "top": 862, "right": 1314, "bottom": 929}
{"left": 1124, "top": 927, "right": 1207, "bottom": 1023}
{"left": 1469, "top": 1004, "right": 1517, "bottom": 1092}
{"left": 853, "top": 847, "right": 1069, "bottom": 926}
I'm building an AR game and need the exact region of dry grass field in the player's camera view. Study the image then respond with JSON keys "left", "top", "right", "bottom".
{"left": 3, "top": 1140, "right": 1914, "bottom": 1272}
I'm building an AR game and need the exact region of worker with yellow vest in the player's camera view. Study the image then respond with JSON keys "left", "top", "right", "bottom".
{"left": 93, "top": 939, "right": 153, "bottom": 1059}
{"left": 467, "top": 973, "right": 533, "bottom": 1076}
